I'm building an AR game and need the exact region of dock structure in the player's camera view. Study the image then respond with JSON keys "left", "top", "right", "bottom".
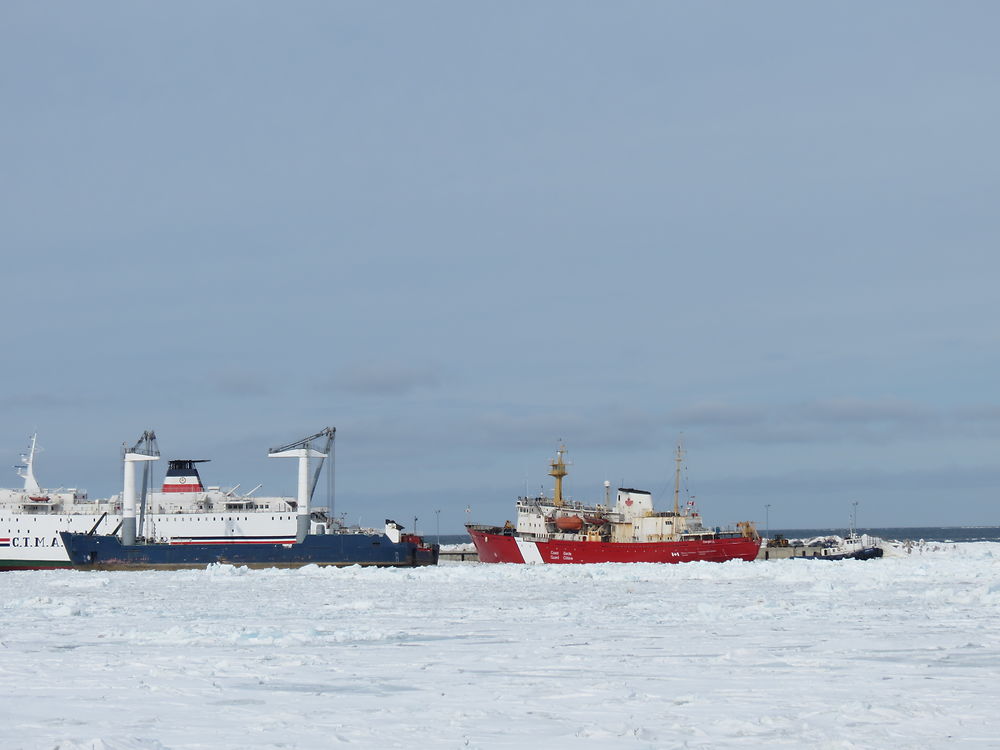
{"left": 757, "top": 545, "right": 829, "bottom": 560}
{"left": 438, "top": 549, "right": 479, "bottom": 562}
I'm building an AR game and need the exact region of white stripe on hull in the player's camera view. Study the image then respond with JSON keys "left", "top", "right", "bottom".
{"left": 514, "top": 537, "right": 544, "bottom": 564}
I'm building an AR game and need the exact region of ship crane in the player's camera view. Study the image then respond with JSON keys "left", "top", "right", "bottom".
{"left": 128, "top": 430, "right": 160, "bottom": 541}
{"left": 121, "top": 430, "right": 160, "bottom": 546}
{"left": 269, "top": 427, "right": 336, "bottom": 542}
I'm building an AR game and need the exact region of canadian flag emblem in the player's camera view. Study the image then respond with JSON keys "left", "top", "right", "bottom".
{"left": 625, "top": 499, "right": 633, "bottom": 506}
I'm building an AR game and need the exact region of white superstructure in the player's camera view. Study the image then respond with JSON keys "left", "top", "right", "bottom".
{"left": 510, "top": 445, "right": 716, "bottom": 544}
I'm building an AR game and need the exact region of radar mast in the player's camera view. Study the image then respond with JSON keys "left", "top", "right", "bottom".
{"left": 549, "top": 444, "right": 569, "bottom": 507}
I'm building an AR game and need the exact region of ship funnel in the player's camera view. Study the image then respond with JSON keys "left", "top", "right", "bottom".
{"left": 162, "top": 459, "right": 208, "bottom": 493}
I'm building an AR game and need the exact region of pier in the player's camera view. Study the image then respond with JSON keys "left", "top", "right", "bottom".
{"left": 756, "top": 545, "right": 829, "bottom": 560}
{"left": 439, "top": 549, "right": 479, "bottom": 562}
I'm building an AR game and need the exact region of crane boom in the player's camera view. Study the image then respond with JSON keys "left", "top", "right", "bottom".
{"left": 129, "top": 430, "right": 160, "bottom": 457}
{"left": 268, "top": 427, "right": 335, "bottom": 455}
{"left": 268, "top": 427, "right": 336, "bottom": 503}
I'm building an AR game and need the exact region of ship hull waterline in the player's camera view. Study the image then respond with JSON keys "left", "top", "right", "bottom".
{"left": 59, "top": 532, "right": 439, "bottom": 571}
{"left": 0, "top": 559, "right": 74, "bottom": 572}
{"left": 468, "top": 527, "right": 760, "bottom": 564}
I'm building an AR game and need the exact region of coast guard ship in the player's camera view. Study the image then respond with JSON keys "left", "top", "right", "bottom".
{"left": 467, "top": 444, "right": 760, "bottom": 564}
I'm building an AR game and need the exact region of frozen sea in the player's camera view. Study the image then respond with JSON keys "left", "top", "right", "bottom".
{"left": 2, "top": 542, "right": 999, "bottom": 749}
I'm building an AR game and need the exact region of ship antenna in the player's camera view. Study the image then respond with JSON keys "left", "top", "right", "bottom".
{"left": 673, "top": 439, "right": 685, "bottom": 537}
{"left": 549, "top": 442, "right": 569, "bottom": 507}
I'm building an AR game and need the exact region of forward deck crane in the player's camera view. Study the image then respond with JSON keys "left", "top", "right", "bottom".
{"left": 268, "top": 427, "right": 336, "bottom": 542}
{"left": 129, "top": 430, "right": 160, "bottom": 540}
{"left": 121, "top": 430, "right": 160, "bottom": 546}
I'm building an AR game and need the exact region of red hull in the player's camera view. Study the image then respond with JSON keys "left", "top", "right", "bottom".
{"left": 468, "top": 528, "right": 760, "bottom": 564}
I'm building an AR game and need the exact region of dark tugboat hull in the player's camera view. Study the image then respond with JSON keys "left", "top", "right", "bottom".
{"left": 807, "top": 547, "right": 884, "bottom": 561}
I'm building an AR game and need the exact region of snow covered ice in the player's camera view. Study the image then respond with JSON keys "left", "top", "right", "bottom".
{"left": 2, "top": 543, "right": 1000, "bottom": 749}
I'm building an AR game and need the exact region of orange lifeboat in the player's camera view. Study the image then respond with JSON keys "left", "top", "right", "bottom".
{"left": 584, "top": 516, "right": 608, "bottom": 526}
{"left": 554, "top": 515, "right": 584, "bottom": 532}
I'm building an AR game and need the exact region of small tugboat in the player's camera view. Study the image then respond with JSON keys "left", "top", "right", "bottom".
{"left": 467, "top": 443, "right": 760, "bottom": 564}
{"left": 804, "top": 534, "right": 884, "bottom": 561}
{"left": 59, "top": 429, "right": 438, "bottom": 570}
{"left": 798, "top": 502, "right": 884, "bottom": 561}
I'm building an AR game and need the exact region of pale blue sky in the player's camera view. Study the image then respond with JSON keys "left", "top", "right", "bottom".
{"left": 2, "top": 2, "right": 998, "bottom": 531}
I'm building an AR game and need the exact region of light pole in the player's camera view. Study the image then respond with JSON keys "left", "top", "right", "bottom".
{"left": 851, "top": 501, "right": 858, "bottom": 536}
{"left": 435, "top": 509, "right": 441, "bottom": 545}
{"left": 765, "top": 503, "right": 771, "bottom": 541}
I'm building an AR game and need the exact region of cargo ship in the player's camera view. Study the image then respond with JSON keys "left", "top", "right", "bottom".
{"left": 467, "top": 444, "right": 760, "bottom": 564}
{"left": 58, "top": 429, "right": 438, "bottom": 570}
{"left": 1, "top": 431, "right": 327, "bottom": 570}
{"left": 60, "top": 519, "right": 439, "bottom": 570}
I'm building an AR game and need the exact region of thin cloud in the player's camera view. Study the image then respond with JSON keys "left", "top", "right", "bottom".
{"left": 669, "top": 401, "right": 766, "bottom": 427}
{"left": 670, "top": 397, "right": 941, "bottom": 445}
{"left": 799, "top": 397, "right": 931, "bottom": 424}
{"left": 472, "top": 411, "right": 589, "bottom": 448}
{"left": 471, "top": 407, "right": 663, "bottom": 451}
{"left": 0, "top": 393, "right": 88, "bottom": 410}
{"left": 331, "top": 363, "right": 440, "bottom": 396}
{"left": 212, "top": 373, "right": 273, "bottom": 398}
{"left": 953, "top": 404, "right": 1000, "bottom": 423}
{"left": 702, "top": 463, "right": 1000, "bottom": 496}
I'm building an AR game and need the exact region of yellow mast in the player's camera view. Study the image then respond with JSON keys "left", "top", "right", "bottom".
{"left": 549, "top": 444, "right": 568, "bottom": 507}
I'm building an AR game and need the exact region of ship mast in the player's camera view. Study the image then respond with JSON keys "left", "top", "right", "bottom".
{"left": 17, "top": 434, "right": 42, "bottom": 494}
{"left": 549, "top": 444, "right": 568, "bottom": 507}
{"left": 673, "top": 441, "right": 684, "bottom": 540}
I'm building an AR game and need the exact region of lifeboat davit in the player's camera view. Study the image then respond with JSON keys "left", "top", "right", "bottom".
{"left": 554, "top": 515, "right": 584, "bottom": 531}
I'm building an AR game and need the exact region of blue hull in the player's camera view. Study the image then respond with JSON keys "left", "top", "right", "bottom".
{"left": 59, "top": 532, "right": 439, "bottom": 570}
